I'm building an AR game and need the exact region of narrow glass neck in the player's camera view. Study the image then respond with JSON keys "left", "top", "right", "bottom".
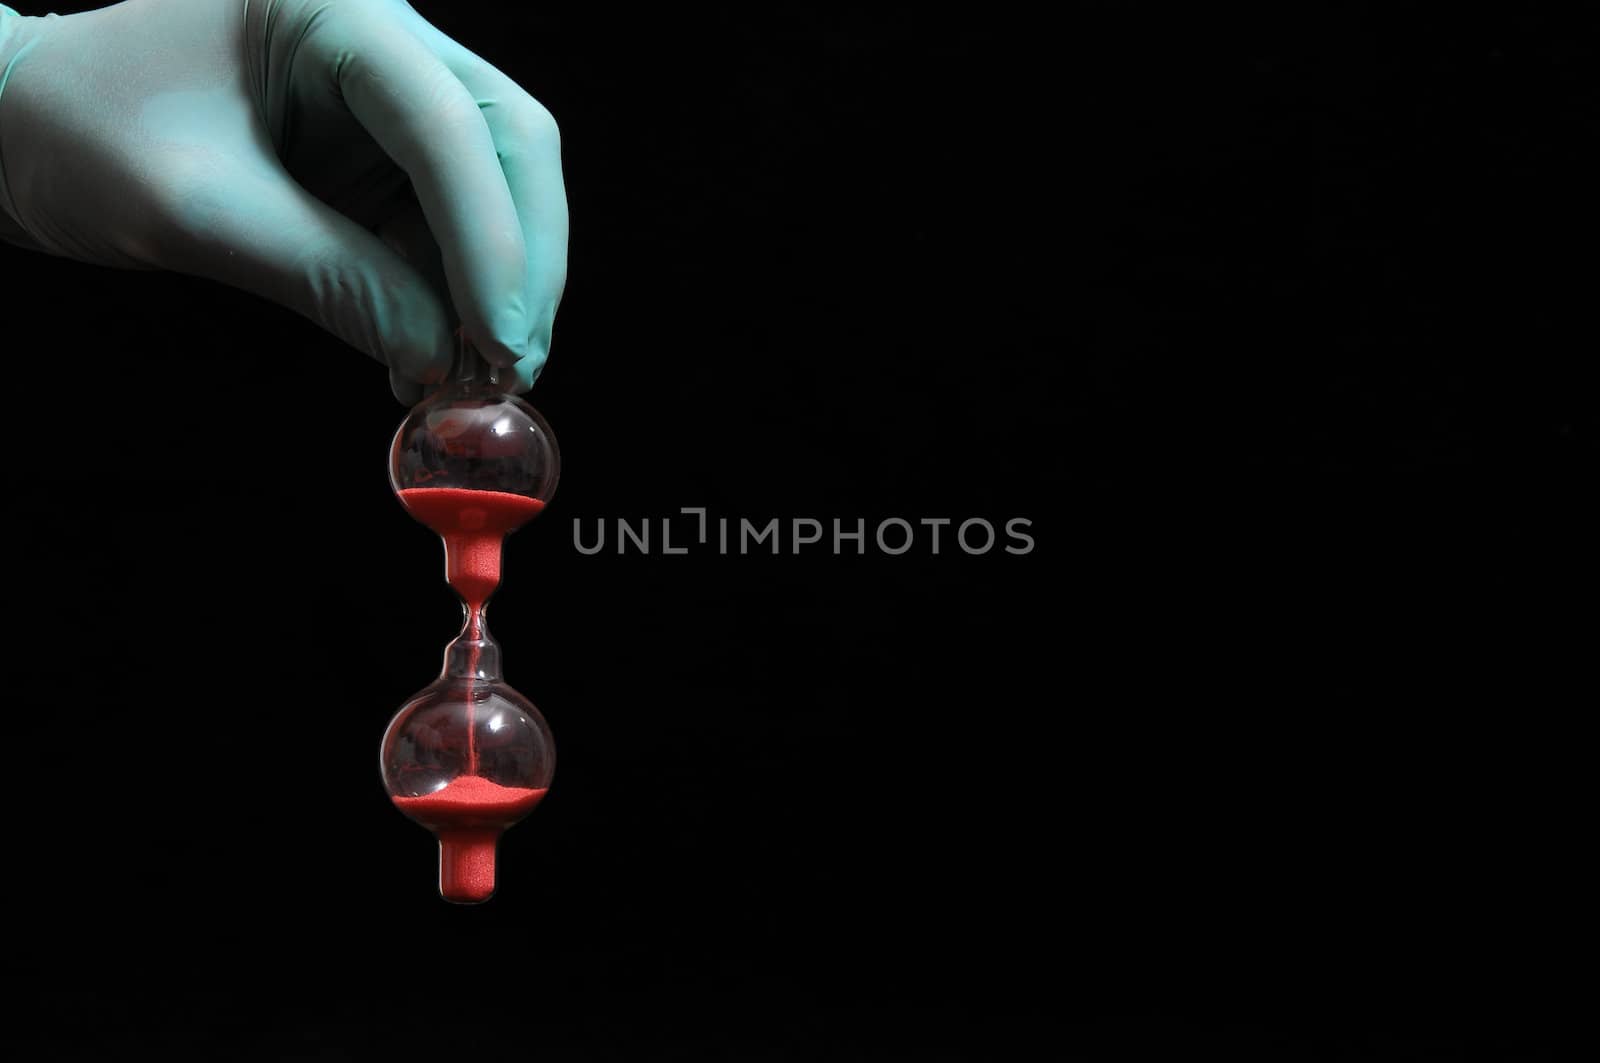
{"left": 442, "top": 607, "right": 502, "bottom": 681}
{"left": 451, "top": 331, "right": 501, "bottom": 392}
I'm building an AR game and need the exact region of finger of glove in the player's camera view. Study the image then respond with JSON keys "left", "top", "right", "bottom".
{"left": 304, "top": 8, "right": 530, "bottom": 368}
{"left": 377, "top": 197, "right": 455, "bottom": 400}
{"left": 469, "top": 67, "right": 568, "bottom": 393}
{"left": 149, "top": 157, "right": 452, "bottom": 398}
{"left": 389, "top": 366, "right": 422, "bottom": 405}
{"left": 428, "top": 41, "right": 569, "bottom": 393}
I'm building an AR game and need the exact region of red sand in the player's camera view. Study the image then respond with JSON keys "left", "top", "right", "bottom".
{"left": 397, "top": 488, "right": 545, "bottom": 609}
{"left": 394, "top": 487, "right": 548, "bottom": 901}
{"left": 399, "top": 486, "right": 544, "bottom": 775}
{"left": 392, "top": 775, "right": 548, "bottom": 903}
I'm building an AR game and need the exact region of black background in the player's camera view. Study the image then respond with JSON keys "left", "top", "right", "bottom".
{"left": 5, "top": 2, "right": 1594, "bottom": 1058}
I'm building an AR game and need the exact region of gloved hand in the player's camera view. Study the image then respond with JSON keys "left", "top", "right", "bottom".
{"left": 0, "top": 0, "right": 567, "bottom": 400}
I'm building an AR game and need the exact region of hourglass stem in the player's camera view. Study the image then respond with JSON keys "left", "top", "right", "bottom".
{"left": 452, "top": 328, "right": 499, "bottom": 389}
{"left": 444, "top": 605, "right": 498, "bottom": 776}
{"left": 401, "top": 480, "right": 541, "bottom": 780}
{"left": 465, "top": 606, "right": 483, "bottom": 775}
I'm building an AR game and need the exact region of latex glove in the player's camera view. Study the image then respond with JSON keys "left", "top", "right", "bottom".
{"left": 0, "top": 0, "right": 567, "bottom": 400}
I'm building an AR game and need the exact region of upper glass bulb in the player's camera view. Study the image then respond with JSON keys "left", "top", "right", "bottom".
{"left": 389, "top": 341, "right": 561, "bottom": 503}
{"left": 389, "top": 339, "right": 561, "bottom": 608}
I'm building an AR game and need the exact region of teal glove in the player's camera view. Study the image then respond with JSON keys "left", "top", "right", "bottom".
{"left": 0, "top": 0, "right": 567, "bottom": 400}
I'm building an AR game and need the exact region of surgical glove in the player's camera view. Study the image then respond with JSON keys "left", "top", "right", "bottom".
{"left": 0, "top": 0, "right": 567, "bottom": 400}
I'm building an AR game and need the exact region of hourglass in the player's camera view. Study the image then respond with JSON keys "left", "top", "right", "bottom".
{"left": 381, "top": 336, "right": 560, "bottom": 903}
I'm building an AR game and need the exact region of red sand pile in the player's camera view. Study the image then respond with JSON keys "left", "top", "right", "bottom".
{"left": 397, "top": 487, "right": 544, "bottom": 608}
{"left": 392, "top": 775, "right": 548, "bottom": 902}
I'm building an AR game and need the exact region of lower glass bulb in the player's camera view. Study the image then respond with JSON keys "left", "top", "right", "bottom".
{"left": 381, "top": 637, "right": 555, "bottom": 902}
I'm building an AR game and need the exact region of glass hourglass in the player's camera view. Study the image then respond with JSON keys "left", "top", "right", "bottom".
{"left": 381, "top": 336, "right": 559, "bottom": 903}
